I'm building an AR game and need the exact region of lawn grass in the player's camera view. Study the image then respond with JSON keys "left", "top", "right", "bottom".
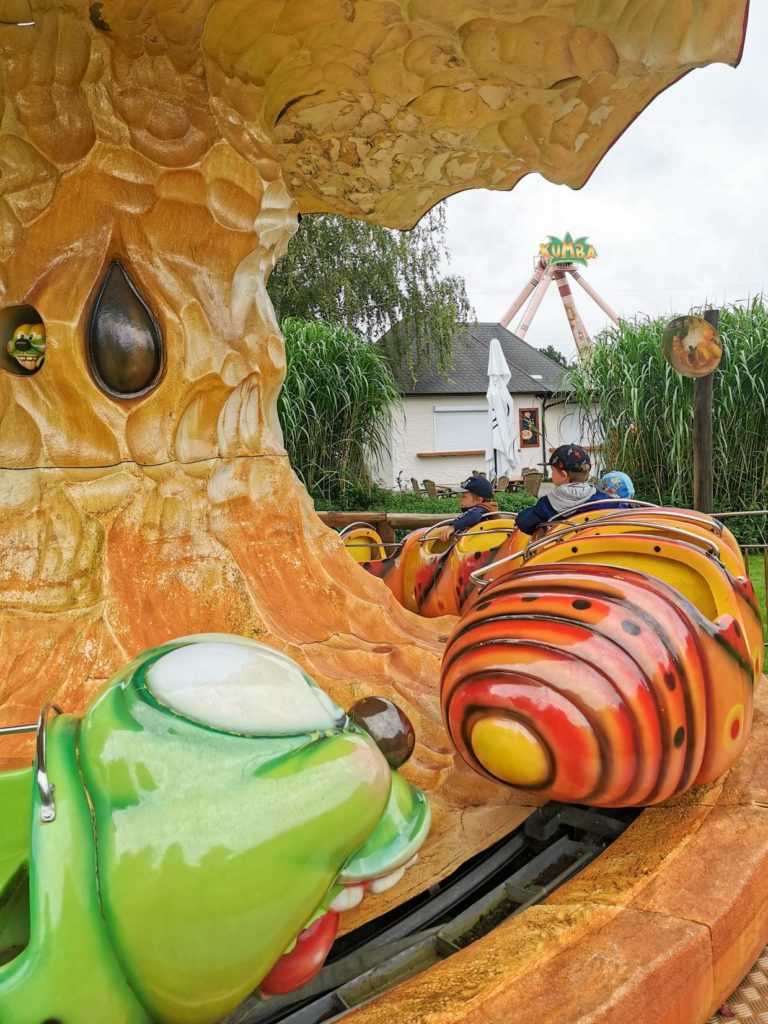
{"left": 747, "top": 553, "right": 767, "bottom": 672}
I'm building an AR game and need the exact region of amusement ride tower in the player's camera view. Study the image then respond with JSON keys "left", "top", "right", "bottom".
{"left": 501, "top": 235, "right": 620, "bottom": 356}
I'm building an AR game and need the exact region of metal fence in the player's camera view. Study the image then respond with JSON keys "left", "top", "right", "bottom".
{"left": 715, "top": 509, "right": 768, "bottom": 653}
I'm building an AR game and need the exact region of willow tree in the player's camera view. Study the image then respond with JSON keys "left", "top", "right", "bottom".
{"left": 268, "top": 208, "right": 471, "bottom": 372}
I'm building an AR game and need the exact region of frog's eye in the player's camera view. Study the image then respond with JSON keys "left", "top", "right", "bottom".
{"left": 144, "top": 639, "right": 344, "bottom": 736}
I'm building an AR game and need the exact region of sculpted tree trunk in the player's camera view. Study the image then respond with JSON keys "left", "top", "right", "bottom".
{"left": 0, "top": 0, "right": 748, "bottom": 916}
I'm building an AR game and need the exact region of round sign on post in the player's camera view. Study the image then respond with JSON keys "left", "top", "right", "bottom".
{"left": 662, "top": 314, "right": 722, "bottom": 378}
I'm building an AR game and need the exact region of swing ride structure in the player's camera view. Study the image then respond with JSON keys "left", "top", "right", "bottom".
{"left": 501, "top": 235, "right": 620, "bottom": 356}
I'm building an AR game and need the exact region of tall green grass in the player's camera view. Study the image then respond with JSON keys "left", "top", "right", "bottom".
{"left": 278, "top": 318, "right": 402, "bottom": 503}
{"left": 567, "top": 300, "right": 768, "bottom": 543}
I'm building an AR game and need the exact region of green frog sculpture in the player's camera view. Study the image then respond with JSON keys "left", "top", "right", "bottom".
{"left": 0, "top": 634, "right": 430, "bottom": 1024}
{"left": 5, "top": 323, "right": 46, "bottom": 372}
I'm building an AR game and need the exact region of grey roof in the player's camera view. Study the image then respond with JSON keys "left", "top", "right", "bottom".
{"left": 388, "top": 322, "right": 567, "bottom": 396}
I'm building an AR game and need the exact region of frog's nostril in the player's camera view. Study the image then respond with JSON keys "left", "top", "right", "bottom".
{"left": 348, "top": 696, "right": 415, "bottom": 769}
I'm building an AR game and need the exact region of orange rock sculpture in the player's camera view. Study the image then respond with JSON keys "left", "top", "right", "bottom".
{"left": 0, "top": 0, "right": 751, "bottom": 933}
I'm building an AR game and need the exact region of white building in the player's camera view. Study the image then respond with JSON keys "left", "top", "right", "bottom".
{"left": 375, "top": 322, "right": 595, "bottom": 490}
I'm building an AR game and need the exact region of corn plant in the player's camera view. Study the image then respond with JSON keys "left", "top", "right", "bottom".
{"left": 278, "top": 318, "right": 402, "bottom": 503}
{"left": 566, "top": 299, "right": 768, "bottom": 542}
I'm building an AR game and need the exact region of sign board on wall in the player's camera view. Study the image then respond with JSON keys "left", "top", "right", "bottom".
{"left": 519, "top": 408, "right": 541, "bottom": 449}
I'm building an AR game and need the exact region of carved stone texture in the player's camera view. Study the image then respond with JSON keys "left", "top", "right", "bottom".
{"left": 203, "top": 0, "right": 750, "bottom": 226}
{"left": 0, "top": 0, "right": 749, "bottom": 924}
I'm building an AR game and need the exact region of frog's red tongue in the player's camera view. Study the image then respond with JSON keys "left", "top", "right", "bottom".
{"left": 260, "top": 911, "right": 340, "bottom": 997}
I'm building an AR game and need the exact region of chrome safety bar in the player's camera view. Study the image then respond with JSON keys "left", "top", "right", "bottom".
{"left": 36, "top": 704, "right": 63, "bottom": 823}
{"left": 419, "top": 528, "right": 518, "bottom": 546}
{"left": 420, "top": 512, "right": 518, "bottom": 544}
{"left": 524, "top": 517, "right": 720, "bottom": 561}
{"left": 469, "top": 549, "right": 529, "bottom": 587}
{"left": 546, "top": 498, "right": 659, "bottom": 523}
{"left": 342, "top": 541, "right": 401, "bottom": 550}
{"left": 338, "top": 521, "right": 383, "bottom": 537}
{"left": 545, "top": 504, "right": 724, "bottom": 537}
{"left": 469, "top": 510, "right": 725, "bottom": 590}
{"left": 0, "top": 721, "right": 38, "bottom": 735}
{"left": 0, "top": 703, "right": 63, "bottom": 823}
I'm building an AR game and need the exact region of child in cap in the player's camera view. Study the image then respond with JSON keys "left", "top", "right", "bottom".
{"left": 436, "top": 475, "right": 498, "bottom": 542}
{"left": 516, "top": 444, "right": 604, "bottom": 535}
{"left": 597, "top": 470, "right": 635, "bottom": 502}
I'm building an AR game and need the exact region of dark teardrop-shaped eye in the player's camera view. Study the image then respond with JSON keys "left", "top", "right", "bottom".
{"left": 88, "top": 261, "right": 163, "bottom": 398}
{"left": 348, "top": 696, "right": 415, "bottom": 769}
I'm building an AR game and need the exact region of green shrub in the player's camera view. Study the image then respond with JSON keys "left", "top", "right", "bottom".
{"left": 318, "top": 484, "right": 535, "bottom": 515}
{"left": 278, "top": 318, "right": 401, "bottom": 503}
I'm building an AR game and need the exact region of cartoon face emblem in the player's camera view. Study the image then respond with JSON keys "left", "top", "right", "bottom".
{"left": 662, "top": 315, "right": 722, "bottom": 378}
{"left": 6, "top": 322, "right": 46, "bottom": 371}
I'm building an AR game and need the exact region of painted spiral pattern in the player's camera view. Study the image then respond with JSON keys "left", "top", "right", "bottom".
{"left": 441, "top": 562, "right": 757, "bottom": 807}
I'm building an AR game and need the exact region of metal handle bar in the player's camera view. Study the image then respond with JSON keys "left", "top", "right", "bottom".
{"left": 419, "top": 528, "right": 519, "bottom": 546}
{"left": 342, "top": 541, "right": 401, "bottom": 550}
{"left": 524, "top": 518, "right": 720, "bottom": 561}
{"left": 544, "top": 505, "right": 724, "bottom": 538}
{"left": 36, "top": 704, "right": 63, "bottom": 823}
{"left": 588, "top": 507, "right": 724, "bottom": 536}
{"left": 338, "top": 521, "right": 384, "bottom": 538}
{"left": 420, "top": 512, "right": 517, "bottom": 544}
{"left": 469, "top": 514, "right": 724, "bottom": 591}
{"left": 474, "top": 511, "right": 519, "bottom": 519}
{"left": 530, "top": 510, "right": 719, "bottom": 548}
{"left": 0, "top": 721, "right": 38, "bottom": 736}
{"left": 546, "top": 498, "right": 659, "bottom": 524}
{"left": 1, "top": 704, "right": 63, "bottom": 823}
{"left": 469, "top": 549, "right": 529, "bottom": 587}
{"left": 419, "top": 518, "right": 460, "bottom": 542}
{"left": 466, "top": 505, "right": 658, "bottom": 587}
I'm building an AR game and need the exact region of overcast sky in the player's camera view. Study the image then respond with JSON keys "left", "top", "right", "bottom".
{"left": 443, "top": 5, "right": 767, "bottom": 362}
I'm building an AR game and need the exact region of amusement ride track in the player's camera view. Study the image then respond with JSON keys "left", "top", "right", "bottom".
{"left": 226, "top": 804, "right": 639, "bottom": 1024}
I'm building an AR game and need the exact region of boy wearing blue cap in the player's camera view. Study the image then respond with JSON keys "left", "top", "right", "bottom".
{"left": 436, "top": 475, "right": 498, "bottom": 542}
{"left": 597, "top": 471, "right": 635, "bottom": 502}
{"left": 516, "top": 444, "right": 604, "bottom": 535}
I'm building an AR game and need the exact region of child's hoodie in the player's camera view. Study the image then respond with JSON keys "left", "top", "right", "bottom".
{"left": 449, "top": 499, "right": 499, "bottom": 534}
{"left": 516, "top": 482, "right": 602, "bottom": 535}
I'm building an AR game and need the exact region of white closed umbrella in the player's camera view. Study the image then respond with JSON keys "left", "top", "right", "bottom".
{"left": 485, "top": 337, "right": 517, "bottom": 481}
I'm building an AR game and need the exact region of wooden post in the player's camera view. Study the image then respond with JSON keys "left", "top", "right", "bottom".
{"left": 692, "top": 308, "right": 719, "bottom": 513}
{"left": 377, "top": 517, "right": 396, "bottom": 545}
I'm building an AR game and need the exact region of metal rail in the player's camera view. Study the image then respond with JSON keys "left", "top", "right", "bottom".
{"left": 470, "top": 506, "right": 728, "bottom": 588}
{"left": 338, "top": 522, "right": 385, "bottom": 538}
{"left": 223, "top": 803, "right": 637, "bottom": 1024}
{"left": 522, "top": 518, "right": 721, "bottom": 562}
{"left": 546, "top": 498, "right": 659, "bottom": 523}
{"left": 546, "top": 506, "right": 725, "bottom": 537}
{"left": 1, "top": 704, "right": 63, "bottom": 822}
{"left": 420, "top": 513, "right": 518, "bottom": 545}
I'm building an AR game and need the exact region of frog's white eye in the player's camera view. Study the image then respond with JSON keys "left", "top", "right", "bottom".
{"left": 145, "top": 640, "right": 342, "bottom": 735}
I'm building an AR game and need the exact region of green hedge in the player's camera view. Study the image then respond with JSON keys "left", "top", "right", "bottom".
{"left": 318, "top": 485, "right": 536, "bottom": 515}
